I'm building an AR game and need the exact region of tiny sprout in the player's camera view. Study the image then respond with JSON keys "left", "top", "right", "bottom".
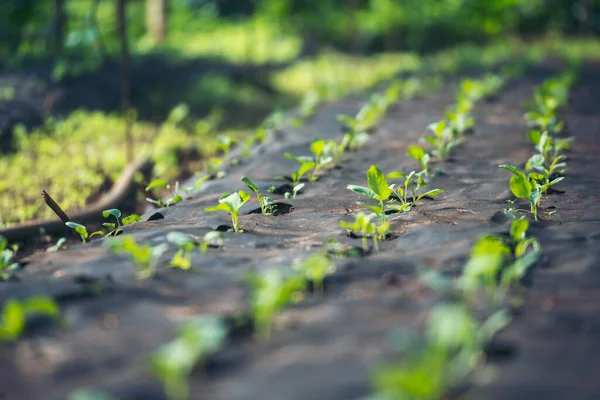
{"left": 340, "top": 212, "right": 390, "bottom": 252}
{"left": 242, "top": 177, "right": 276, "bottom": 215}
{"left": 150, "top": 316, "right": 227, "bottom": 400}
{"left": 0, "top": 296, "right": 60, "bottom": 342}
{"left": 65, "top": 221, "right": 103, "bottom": 243}
{"left": 47, "top": 237, "right": 68, "bottom": 252}
{"left": 293, "top": 252, "right": 335, "bottom": 294}
{"left": 283, "top": 153, "right": 316, "bottom": 198}
{"left": 205, "top": 191, "right": 250, "bottom": 233}
{"left": 165, "top": 231, "right": 224, "bottom": 270}
{"left": 244, "top": 269, "right": 306, "bottom": 340}
{"left": 105, "top": 235, "right": 169, "bottom": 279}
{"left": 102, "top": 208, "right": 141, "bottom": 237}
{"left": 423, "top": 120, "right": 462, "bottom": 161}
{"left": 146, "top": 180, "right": 186, "bottom": 208}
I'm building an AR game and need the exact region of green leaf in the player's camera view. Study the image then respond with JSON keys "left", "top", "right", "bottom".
{"left": 241, "top": 176, "right": 259, "bottom": 194}
{"left": 510, "top": 218, "right": 529, "bottom": 242}
{"left": 500, "top": 165, "right": 531, "bottom": 199}
{"left": 194, "top": 175, "right": 210, "bottom": 190}
{"left": 122, "top": 214, "right": 142, "bottom": 225}
{"left": 387, "top": 171, "right": 405, "bottom": 180}
{"left": 367, "top": 165, "right": 392, "bottom": 201}
{"left": 297, "top": 161, "right": 316, "bottom": 179}
{"left": 310, "top": 140, "right": 326, "bottom": 157}
{"left": 47, "top": 238, "right": 67, "bottom": 252}
{"left": 417, "top": 189, "right": 444, "bottom": 200}
{"left": 146, "top": 179, "right": 169, "bottom": 191}
{"left": 407, "top": 145, "right": 426, "bottom": 162}
{"left": 167, "top": 232, "right": 195, "bottom": 249}
{"left": 1, "top": 299, "right": 25, "bottom": 339}
{"left": 347, "top": 185, "right": 377, "bottom": 200}
{"left": 22, "top": 296, "right": 60, "bottom": 318}
{"left": 427, "top": 303, "right": 477, "bottom": 351}
{"left": 102, "top": 209, "right": 122, "bottom": 220}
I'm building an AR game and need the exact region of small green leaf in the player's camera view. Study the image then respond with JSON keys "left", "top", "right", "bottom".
{"left": 510, "top": 218, "right": 529, "bottom": 242}
{"left": 22, "top": 296, "right": 60, "bottom": 318}
{"left": 367, "top": 165, "right": 392, "bottom": 201}
{"left": 146, "top": 179, "right": 169, "bottom": 191}
{"left": 122, "top": 214, "right": 142, "bottom": 225}
{"left": 347, "top": 185, "right": 377, "bottom": 200}
{"left": 407, "top": 145, "right": 426, "bottom": 162}
{"left": 241, "top": 176, "right": 259, "bottom": 194}
{"left": 102, "top": 209, "right": 122, "bottom": 220}
{"left": 500, "top": 165, "right": 531, "bottom": 199}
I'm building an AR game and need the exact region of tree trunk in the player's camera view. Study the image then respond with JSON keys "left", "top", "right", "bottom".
{"left": 146, "top": 0, "right": 167, "bottom": 43}
{"left": 117, "top": 0, "right": 134, "bottom": 163}
{"left": 54, "top": 0, "right": 66, "bottom": 56}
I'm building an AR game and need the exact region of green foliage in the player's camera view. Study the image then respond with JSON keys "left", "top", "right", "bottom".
{"left": 283, "top": 153, "right": 316, "bottom": 198}
{"left": 166, "top": 231, "right": 223, "bottom": 270}
{"left": 423, "top": 120, "right": 462, "bottom": 161}
{"left": 0, "top": 235, "right": 19, "bottom": 280}
{"left": 101, "top": 208, "right": 141, "bottom": 237}
{"left": 105, "top": 236, "right": 169, "bottom": 280}
{"left": 47, "top": 237, "right": 68, "bottom": 253}
{"left": 205, "top": 191, "right": 251, "bottom": 233}
{"left": 146, "top": 181, "right": 187, "bottom": 208}
{"left": 293, "top": 252, "right": 336, "bottom": 294}
{"left": 499, "top": 164, "right": 563, "bottom": 221}
{"left": 407, "top": 145, "right": 430, "bottom": 177}
{"left": 65, "top": 221, "right": 103, "bottom": 243}
{"left": 242, "top": 177, "right": 276, "bottom": 215}
{"left": 244, "top": 269, "right": 306, "bottom": 340}
{"left": 150, "top": 317, "right": 227, "bottom": 400}
{"left": 0, "top": 296, "right": 60, "bottom": 342}
{"left": 340, "top": 212, "right": 390, "bottom": 253}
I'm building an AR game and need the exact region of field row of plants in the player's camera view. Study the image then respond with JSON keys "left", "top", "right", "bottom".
{"left": 0, "top": 48, "right": 586, "bottom": 400}
{"left": 2, "top": 37, "right": 596, "bottom": 230}
{"left": 366, "top": 65, "right": 578, "bottom": 399}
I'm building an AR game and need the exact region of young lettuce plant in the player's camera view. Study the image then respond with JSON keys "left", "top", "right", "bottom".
{"left": 205, "top": 191, "right": 250, "bottom": 233}
{"left": 244, "top": 269, "right": 306, "bottom": 340}
{"left": 65, "top": 222, "right": 103, "bottom": 243}
{"left": 499, "top": 164, "right": 563, "bottom": 221}
{"left": 340, "top": 212, "right": 390, "bottom": 253}
{"left": 150, "top": 316, "right": 227, "bottom": 400}
{"left": 293, "top": 252, "right": 336, "bottom": 294}
{"left": 105, "top": 235, "right": 169, "bottom": 279}
{"left": 0, "top": 296, "right": 60, "bottom": 342}
{"left": 423, "top": 120, "right": 462, "bottom": 161}
{"left": 102, "top": 208, "right": 141, "bottom": 237}
{"left": 242, "top": 177, "right": 276, "bottom": 215}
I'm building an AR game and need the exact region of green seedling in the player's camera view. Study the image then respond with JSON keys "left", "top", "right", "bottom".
{"left": 407, "top": 145, "right": 431, "bottom": 177}
{"left": 283, "top": 153, "right": 316, "bottom": 198}
{"left": 323, "top": 238, "right": 362, "bottom": 259}
{"left": 298, "top": 91, "right": 320, "bottom": 119}
{"left": 527, "top": 130, "right": 572, "bottom": 163}
{"left": 499, "top": 164, "right": 563, "bottom": 221}
{"left": 340, "top": 129, "right": 369, "bottom": 152}
{"left": 47, "top": 237, "right": 67, "bottom": 252}
{"left": 293, "top": 252, "right": 336, "bottom": 294}
{"left": 0, "top": 296, "right": 60, "bottom": 342}
{"left": 387, "top": 171, "right": 444, "bottom": 212}
{"left": 146, "top": 180, "right": 186, "bottom": 208}
{"left": 242, "top": 177, "right": 276, "bottom": 215}
{"left": 310, "top": 139, "right": 336, "bottom": 173}
{"left": 102, "top": 208, "right": 141, "bottom": 237}
{"left": 0, "top": 235, "right": 19, "bottom": 280}
{"left": 150, "top": 316, "right": 227, "bottom": 400}
{"left": 244, "top": 269, "right": 306, "bottom": 340}
{"left": 348, "top": 166, "right": 442, "bottom": 215}
{"left": 193, "top": 175, "right": 210, "bottom": 191}
{"left": 216, "top": 135, "right": 236, "bottom": 154}
{"left": 337, "top": 94, "right": 385, "bottom": 135}
{"left": 340, "top": 212, "right": 390, "bottom": 252}
{"left": 65, "top": 222, "right": 103, "bottom": 243}
{"left": 446, "top": 102, "right": 474, "bottom": 137}
{"left": 205, "top": 191, "right": 250, "bottom": 233}
{"left": 204, "top": 157, "right": 226, "bottom": 179}
{"left": 165, "top": 231, "right": 223, "bottom": 270}
{"left": 105, "top": 235, "right": 169, "bottom": 280}
{"left": 423, "top": 120, "right": 462, "bottom": 161}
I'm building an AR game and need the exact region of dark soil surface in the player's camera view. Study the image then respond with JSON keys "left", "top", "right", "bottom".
{"left": 1, "top": 61, "right": 600, "bottom": 400}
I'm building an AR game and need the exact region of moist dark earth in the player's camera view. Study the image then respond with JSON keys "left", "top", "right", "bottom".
{"left": 1, "top": 61, "right": 600, "bottom": 400}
